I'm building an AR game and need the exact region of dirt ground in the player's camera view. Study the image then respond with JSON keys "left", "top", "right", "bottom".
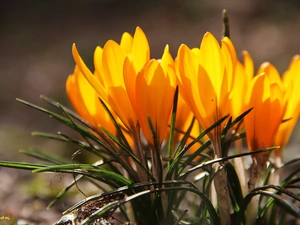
{"left": 1, "top": 0, "right": 300, "bottom": 224}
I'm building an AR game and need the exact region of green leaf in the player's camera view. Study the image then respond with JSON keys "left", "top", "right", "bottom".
{"left": 167, "top": 114, "right": 229, "bottom": 179}
{"left": 167, "top": 86, "right": 179, "bottom": 168}
{"left": 226, "top": 163, "right": 243, "bottom": 212}
{"left": 236, "top": 188, "right": 300, "bottom": 224}
{"left": 33, "top": 164, "right": 133, "bottom": 187}
{"left": 47, "top": 160, "right": 106, "bottom": 209}
{"left": 179, "top": 146, "right": 278, "bottom": 179}
{"left": 221, "top": 108, "right": 253, "bottom": 136}
{"left": 19, "top": 148, "right": 69, "bottom": 164}
{"left": 0, "top": 161, "right": 47, "bottom": 170}
{"left": 31, "top": 131, "right": 69, "bottom": 142}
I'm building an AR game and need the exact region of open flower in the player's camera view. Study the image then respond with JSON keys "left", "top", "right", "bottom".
{"left": 229, "top": 51, "right": 254, "bottom": 122}
{"left": 176, "top": 32, "right": 237, "bottom": 157}
{"left": 243, "top": 68, "right": 287, "bottom": 223}
{"left": 71, "top": 27, "right": 177, "bottom": 182}
{"left": 273, "top": 55, "right": 300, "bottom": 164}
{"left": 124, "top": 45, "right": 176, "bottom": 146}
{"left": 72, "top": 27, "right": 149, "bottom": 131}
{"left": 243, "top": 71, "right": 285, "bottom": 157}
{"left": 71, "top": 27, "right": 152, "bottom": 180}
{"left": 176, "top": 33, "right": 237, "bottom": 225}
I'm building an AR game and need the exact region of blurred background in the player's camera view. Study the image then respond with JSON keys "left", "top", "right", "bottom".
{"left": 1, "top": 0, "right": 300, "bottom": 224}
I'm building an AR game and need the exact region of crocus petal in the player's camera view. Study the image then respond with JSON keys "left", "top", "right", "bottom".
{"left": 274, "top": 55, "right": 300, "bottom": 156}
{"left": 66, "top": 66, "right": 95, "bottom": 122}
{"left": 230, "top": 61, "right": 248, "bottom": 119}
{"left": 124, "top": 56, "right": 138, "bottom": 113}
{"left": 66, "top": 66, "right": 116, "bottom": 135}
{"left": 72, "top": 44, "right": 108, "bottom": 103}
{"left": 160, "top": 45, "right": 174, "bottom": 75}
{"left": 177, "top": 44, "right": 202, "bottom": 120}
{"left": 197, "top": 64, "right": 217, "bottom": 129}
{"left": 222, "top": 37, "right": 237, "bottom": 92}
{"left": 199, "top": 32, "right": 225, "bottom": 96}
{"left": 258, "top": 62, "right": 283, "bottom": 91}
{"left": 131, "top": 27, "right": 150, "bottom": 73}
{"left": 244, "top": 73, "right": 285, "bottom": 152}
{"left": 135, "top": 59, "right": 175, "bottom": 145}
{"left": 102, "top": 40, "right": 126, "bottom": 88}
{"left": 93, "top": 46, "right": 105, "bottom": 85}
{"left": 244, "top": 73, "right": 271, "bottom": 151}
{"left": 120, "top": 32, "right": 133, "bottom": 54}
{"left": 243, "top": 50, "right": 254, "bottom": 82}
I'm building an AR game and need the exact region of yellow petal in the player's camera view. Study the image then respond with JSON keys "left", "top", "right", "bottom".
{"left": 197, "top": 64, "right": 218, "bottom": 130}
{"left": 177, "top": 44, "right": 202, "bottom": 122}
{"left": 274, "top": 55, "right": 300, "bottom": 155}
{"left": 123, "top": 57, "right": 138, "bottom": 113}
{"left": 244, "top": 73, "right": 271, "bottom": 150}
{"left": 102, "top": 40, "right": 126, "bottom": 88}
{"left": 230, "top": 61, "right": 247, "bottom": 118}
{"left": 120, "top": 32, "right": 133, "bottom": 54}
{"left": 199, "top": 32, "right": 225, "bottom": 94}
{"left": 160, "top": 45, "right": 174, "bottom": 74}
{"left": 222, "top": 37, "right": 237, "bottom": 92}
{"left": 283, "top": 55, "right": 300, "bottom": 88}
{"left": 66, "top": 66, "right": 116, "bottom": 135}
{"left": 242, "top": 51, "right": 254, "bottom": 82}
{"left": 131, "top": 27, "right": 150, "bottom": 73}
{"left": 72, "top": 44, "right": 108, "bottom": 103}
{"left": 107, "top": 86, "right": 137, "bottom": 129}
{"left": 66, "top": 66, "right": 94, "bottom": 121}
{"left": 244, "top": 73, "right": 284, "bottom": 152}
{"left": 136, "top": 60, "right": 175, "bottom": 145}
{"left": 258, "top": 62, "right": 283, "bottom": 91}
{"left": 93, "top": 46, "right": 105, "bottom": 85}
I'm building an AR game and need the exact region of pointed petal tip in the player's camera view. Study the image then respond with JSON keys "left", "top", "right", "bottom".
{"left": 72, "top": 43, "right": 79, "bottom": 57}
{"left": 135, "top": 26, "right": 145, "bottom": 34}
{"left": 260, "top": 62, "right": 271, "bottom": 68}
{"left": 204, "top": 31, "right": 212, "bottom": 36}
{"left": 72, "top": 43, "right": 77, "bottom": 52}
{"left": 164, "top": 44, "right": 169, "bottom": 52}
{"left": 293, "top": 54, "right": 300, "bottom": 60}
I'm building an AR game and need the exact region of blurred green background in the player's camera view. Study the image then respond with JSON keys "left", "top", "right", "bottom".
{"left": 1, "top": 0, "right": 300, "bottom": 224}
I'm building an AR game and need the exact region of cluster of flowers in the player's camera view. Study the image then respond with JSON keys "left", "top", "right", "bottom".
{"left": 59, "top": 26, "right": 300, "bottom": 225}
{"left": 67, "top": 27, "right": 300, "bottom": 169}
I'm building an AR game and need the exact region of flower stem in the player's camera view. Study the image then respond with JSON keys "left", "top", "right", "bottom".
{"left": 247, "top": 154, "right": 267, "bottom": 225}
{"left": 211, "top": 134, "right": 232, "bottom": 225}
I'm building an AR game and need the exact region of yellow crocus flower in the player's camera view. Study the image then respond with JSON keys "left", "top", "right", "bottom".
{"left": 244, "top": 70, "right": 286, "bottom": 224}
{"left": 230, "top": 51, "right": 254, "bottom": 121}
{"left": 72, "top": 27, "right": 149, "bottom": 131}
{"left": 72, "top": 27, "right": 152, "bottom": 179}
{"left": 176, "top": 32, "right": 236, "bottom": 157}
{"left": 274, "top": 55, "right": 300, "bottom": 163}
{"left": 176, "top": 33, "right": 237, "bottom": 224}
{"left": 124, "top": 45, "right": 176, "bottom": 146}
{"left": 72, "top": 26, "right": 176, "bottom": 151}
{"left": 244, "top": 73, "right": 285, "bottom": 156}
